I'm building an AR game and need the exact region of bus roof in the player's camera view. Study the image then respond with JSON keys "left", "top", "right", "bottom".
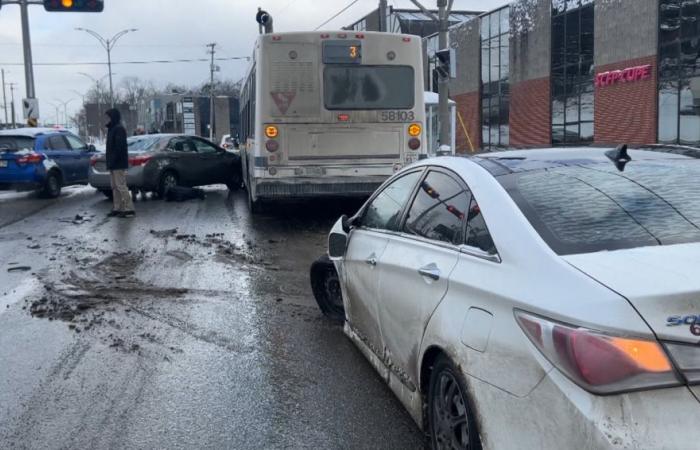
{"left": 257, "top": 30, "right": 420, "bottom": 42}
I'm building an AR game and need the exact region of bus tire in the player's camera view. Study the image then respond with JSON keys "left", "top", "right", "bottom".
{"left": 247, "top": 187, "right": 262, "bottom": 214}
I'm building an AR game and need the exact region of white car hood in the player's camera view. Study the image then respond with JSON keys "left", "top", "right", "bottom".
{"left": 563, "top": 242, "right": 700, "bottom": 343}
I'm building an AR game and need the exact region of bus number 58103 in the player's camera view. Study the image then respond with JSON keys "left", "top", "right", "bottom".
{"left": 380, "top": 111, "right": 415, "bottom": 122}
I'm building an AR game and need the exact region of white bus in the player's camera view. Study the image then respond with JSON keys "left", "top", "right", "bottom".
{"left": 239, "top": 31, "right": 425, "bottom": 212}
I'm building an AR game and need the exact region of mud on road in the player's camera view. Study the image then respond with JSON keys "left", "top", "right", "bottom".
{"left": 0, "top": 188, "right": 423, "bottom": 449}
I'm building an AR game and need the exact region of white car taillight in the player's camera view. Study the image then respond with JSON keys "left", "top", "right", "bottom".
{"left": 515, "top": 311, "right": 680, "bottom": 394}
{"left": 665, "top": 343, "right": 700, "bottom": 384}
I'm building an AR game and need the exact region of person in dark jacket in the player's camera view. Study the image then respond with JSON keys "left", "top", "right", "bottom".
{"left": 105, "top": 108, "right": 135, "bottom": 218}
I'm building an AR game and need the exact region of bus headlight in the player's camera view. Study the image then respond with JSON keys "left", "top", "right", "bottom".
{"left": 408, "top": 123, "right": 422, "bottom": 137}
{"left": 266, "top": 140, "right": 280, "bottom": 152}
{"left": 408, "top": 138, "right": 421, "bottom": 150}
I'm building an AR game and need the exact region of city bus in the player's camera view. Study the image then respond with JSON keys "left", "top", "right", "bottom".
{"left": 239, "top": 31, "right": 426, "bottom": 212}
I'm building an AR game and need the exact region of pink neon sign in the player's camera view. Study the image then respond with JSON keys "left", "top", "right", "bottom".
{"left": 595, "top": 64, "right": 652, "bottom": 88}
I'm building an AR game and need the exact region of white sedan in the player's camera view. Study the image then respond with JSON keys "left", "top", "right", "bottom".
{"left": 311, "top": 146, "right": 700, "bottom": 449}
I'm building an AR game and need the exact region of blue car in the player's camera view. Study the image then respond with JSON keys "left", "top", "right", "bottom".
{"left": 0, "top": 128, "right": 96, "bottom": 198}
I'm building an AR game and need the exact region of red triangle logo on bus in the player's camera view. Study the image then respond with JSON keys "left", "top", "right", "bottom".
{"left": 271, "top": 91, "right": 296, "bottom": 114}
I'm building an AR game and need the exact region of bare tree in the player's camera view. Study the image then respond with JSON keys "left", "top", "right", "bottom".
{"left": 119, "top": 76, "right": 157, "bottom": 107}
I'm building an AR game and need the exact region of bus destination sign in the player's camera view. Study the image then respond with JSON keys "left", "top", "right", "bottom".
{"left": 323, "top": 40, "right": 362, "bottom": 64}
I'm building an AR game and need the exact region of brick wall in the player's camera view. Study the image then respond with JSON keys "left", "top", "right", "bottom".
{"left": 510, "top": 77, "right": 551, "bottom": 147}
{"left": 594, "top": 55, "right": 658, "bottom": 146}
{"left": 453, "top": 91, "right": 481, "bottom": 153}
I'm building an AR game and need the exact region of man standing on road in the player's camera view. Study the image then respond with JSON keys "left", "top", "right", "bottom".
{"left": 105, "top": 108, "right": 135, "bottom": 218}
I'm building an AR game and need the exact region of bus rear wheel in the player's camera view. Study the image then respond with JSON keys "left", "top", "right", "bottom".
{"left": 247, "top": 187, "right": 262, "bottom": 214}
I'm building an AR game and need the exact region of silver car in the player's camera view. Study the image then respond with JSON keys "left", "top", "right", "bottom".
{"left": 89, "top": 134, "right": 242, "bottom": 198}
{"left": 312, "top": 147, "right": 700, "bottom": 449}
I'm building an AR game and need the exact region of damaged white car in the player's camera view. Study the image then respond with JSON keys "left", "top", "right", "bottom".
{"left": 311, "top": 146, "right": 700, "bottom": 449}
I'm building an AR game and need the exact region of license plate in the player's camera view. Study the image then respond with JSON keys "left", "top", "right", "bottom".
{"left": 0, "top": 160, "right": 7, "bottom": 168}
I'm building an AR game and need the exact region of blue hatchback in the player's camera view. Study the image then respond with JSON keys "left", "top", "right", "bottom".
{"left": 0, "top": 128, "right": 96, "bottom": 198}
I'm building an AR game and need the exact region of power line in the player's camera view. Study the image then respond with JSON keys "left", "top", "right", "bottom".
{"left": 314, "top": 0, "right": 361, "bottom": 30}
{"left": 0, "top": 42, "right": 213, "bottom": 48}
{"left": 0, "top": 57, "right": 250, "bottom": 67}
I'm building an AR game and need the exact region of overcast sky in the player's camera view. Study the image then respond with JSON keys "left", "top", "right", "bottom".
{"left": 0, "top": 0, "right": 507, "bottom": 123}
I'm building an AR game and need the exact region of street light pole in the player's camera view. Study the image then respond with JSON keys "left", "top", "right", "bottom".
{"left": 55, "top": 98, "right": 75, "bottom": 128}
{"left": 9, "top": 83, "right": 18, "bottom": 128}
{"left": 1, "top": 69, "right": 8, "bottom": 126}
{"left": 79, "top": 72, "right": 111, "bottom": 138}
{"left": 51, "top": 102, "right": 61, "bottom": 127}
{"left": 75, "top": 28, "right": 138, "bottom": 107}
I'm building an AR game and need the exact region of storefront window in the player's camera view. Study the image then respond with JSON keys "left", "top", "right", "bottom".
{"left": 481, "top": 7, "right": 510, "bottom": 149}
{"left": 551, "top": 0, "right": 595, "bottom": 146}
{"left": 658, "top": 0, "right": 700, "bottom": 146}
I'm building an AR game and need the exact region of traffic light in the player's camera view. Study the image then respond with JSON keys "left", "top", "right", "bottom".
{"left": 435, "top": 48, "right": 456, "bottom": 79}
{"left": 43, "top": 0, "right": 104, "bottom": 12}
{"left": 256, "top": 8, "right": 274, "bottom": 34}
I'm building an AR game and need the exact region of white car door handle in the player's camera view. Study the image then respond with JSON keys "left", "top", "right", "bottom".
{"left": 365, "top": 257, "right": 377, "bottom": 266}
{"left": 418, "top": 264, "right": 441, "bottom": 281}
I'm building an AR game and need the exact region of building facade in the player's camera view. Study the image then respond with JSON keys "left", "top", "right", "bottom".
{"left": 446, "top": 0, "right": 699, "bottom": 153}
{"left": 345, "top": 6, "right": 481, "bottom": 95}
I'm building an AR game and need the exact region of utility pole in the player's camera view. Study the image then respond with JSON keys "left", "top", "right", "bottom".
{"left": 410, "top": 0, "right": 453, "bottom": 151}
{"left": 9, "top": 83, "right": 17, "bottom": 128}
{"left": 20, "top": 0, "right": 36, "bottom": 101}
{"left": 379, "top": 0, "right": 388, "bottom": 32}
{"left": 207, "top": 43, "right": 217, "bottom": 141}
{"left": 437, "top": 0, "right": 451, "bottom": 150}
{"left": 1, "top": 69, "right": 8, "bottom": 126}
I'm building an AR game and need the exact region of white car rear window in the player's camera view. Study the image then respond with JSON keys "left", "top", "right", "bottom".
{"left": 502, "top": 160, "right": 700, "bottom": 255}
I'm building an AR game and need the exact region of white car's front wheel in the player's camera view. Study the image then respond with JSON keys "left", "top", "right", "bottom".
{"left": 310, "top": 255, "right": 345, "bottom": 323}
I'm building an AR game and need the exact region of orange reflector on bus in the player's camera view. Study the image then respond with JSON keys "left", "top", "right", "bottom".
{"left": 408, "top": 123, "right": 422, "bottom": 137}
{"left": 265, "top": 125, "right": 279, "bottom": 138}
{"left": 338, "top": 114, "right": 350, "bottom": 122}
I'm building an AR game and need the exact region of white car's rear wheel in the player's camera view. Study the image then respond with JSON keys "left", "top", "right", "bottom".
{"left": 428, "top": 355, "right": 481, "bottom": 450}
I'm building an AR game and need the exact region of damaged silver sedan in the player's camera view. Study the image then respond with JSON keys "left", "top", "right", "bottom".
{"left": 311, "top": 147, "right": 700, "bottom": 449}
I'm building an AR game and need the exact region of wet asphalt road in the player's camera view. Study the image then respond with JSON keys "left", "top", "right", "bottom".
{"left": 0, "top": 186, "right": 423, "bottom": 449}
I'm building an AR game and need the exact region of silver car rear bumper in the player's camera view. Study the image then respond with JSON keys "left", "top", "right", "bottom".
{"left": 89, "top": 165, "right": 147, "bottom": 191}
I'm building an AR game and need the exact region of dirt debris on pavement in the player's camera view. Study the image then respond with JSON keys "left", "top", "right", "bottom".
{"left": 27, "top": 251, "right": 187, "bottom": 329}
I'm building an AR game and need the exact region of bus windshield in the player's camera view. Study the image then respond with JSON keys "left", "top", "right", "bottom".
{"left": 323, "top": 65, "right": 415, "bottom": 110}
